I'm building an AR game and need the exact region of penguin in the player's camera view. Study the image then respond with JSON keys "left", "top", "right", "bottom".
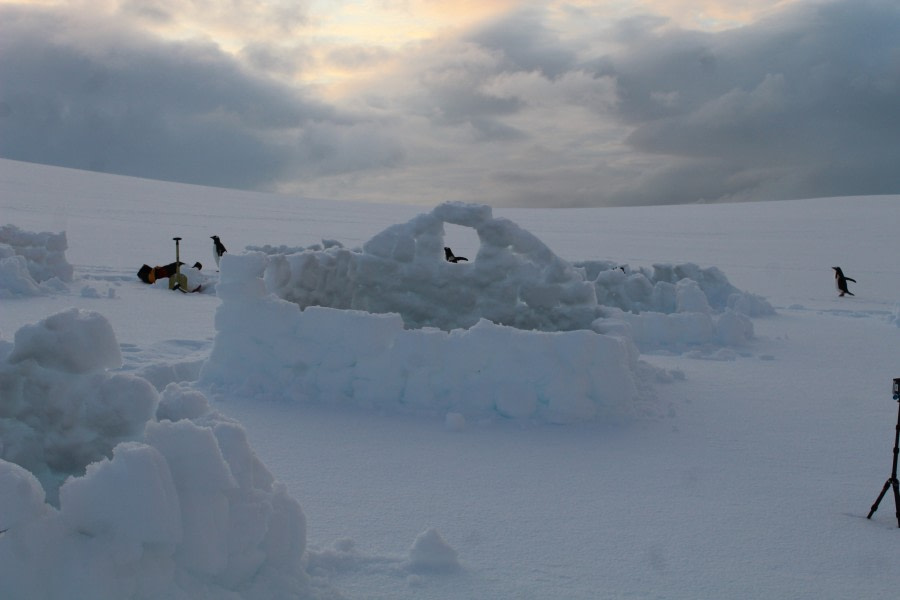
{"left": 444, "top": 247, "right": 468, "bottom": 263}
{"left": 211, "top": 235, "right": 227, "bottom": 270}
{"left": 832, "top": 266, "right": 856, "bottom": 297}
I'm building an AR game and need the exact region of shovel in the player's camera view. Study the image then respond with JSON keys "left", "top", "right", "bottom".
{"left": 169, "top": 237, "right": 189, "bottom": 292}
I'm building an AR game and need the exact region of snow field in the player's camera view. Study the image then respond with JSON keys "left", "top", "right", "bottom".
{"left": 2, "top": 160, "right": 900, "bottom": 599}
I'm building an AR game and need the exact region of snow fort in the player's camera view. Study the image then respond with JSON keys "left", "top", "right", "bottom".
{"left": 202, "top": 202, "right": 773, "bottom": 424}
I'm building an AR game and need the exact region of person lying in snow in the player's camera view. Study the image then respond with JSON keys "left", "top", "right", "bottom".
{"left": 137, "top": 261, "right": 204, "bottom": 292}
{"left": 138, "top": 261, "right": 180, "bottom": 284}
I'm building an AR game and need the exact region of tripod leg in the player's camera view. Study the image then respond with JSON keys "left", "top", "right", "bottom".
{"left": 867, "top": 479, "right": 892, "bottom": 519}
{"left": 891, "top": 479, "right": 900, "bottom": 527}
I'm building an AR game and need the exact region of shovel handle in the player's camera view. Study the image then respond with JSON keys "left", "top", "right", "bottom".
{"left": 173, "top": 237, "right": 182, "bottom": 269}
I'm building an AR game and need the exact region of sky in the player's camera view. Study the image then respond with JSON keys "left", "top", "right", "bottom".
{"left": 1, "top": 0, "right": 899, "bottom": 207}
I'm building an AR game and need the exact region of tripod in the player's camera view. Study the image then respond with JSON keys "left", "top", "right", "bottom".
{"left": 866, "top": 385, "right": 900, "bottom": 527}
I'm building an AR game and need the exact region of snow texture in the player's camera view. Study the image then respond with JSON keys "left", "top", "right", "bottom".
{"left": 3, "top": 160, "right": 899, "bottom": 600}
{"left": 0, "top": 310, "right": 310, "bottom": 599}
{"left": 0, "top": 224, "right": 72, "bottom": 297}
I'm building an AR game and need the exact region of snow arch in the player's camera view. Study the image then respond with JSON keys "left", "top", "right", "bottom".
{"left": 261, "top": 201, "right": 601, "bottom": 332}
{"left": 255, "top": 202, "right": 771, "bottom": 339}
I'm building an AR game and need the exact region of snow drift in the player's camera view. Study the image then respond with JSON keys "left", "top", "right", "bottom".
{"left": 0, "top": 309, "right": 310, "bottom": 599}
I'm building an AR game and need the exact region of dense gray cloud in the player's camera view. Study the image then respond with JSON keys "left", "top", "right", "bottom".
{"left": 467, "top": 8, "right": 578, "bottom": 79}
{"left": 443, "top": 0, "right": 900, "bottom": 206}
{"left": 0, "top": 5, "right": 395, "bottom": 190}
{"left": 1, "top": 0, "right": 899, "bottom": 206}
{"left": 591, "top": 0, "right": 900, "bottom": 203}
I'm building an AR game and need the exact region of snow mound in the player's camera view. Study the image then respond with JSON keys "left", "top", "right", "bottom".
{"left": 2, "top": 309, "right": 151, "bottom": 502}
{"left": 0, "top": 310, "right": 312, "bottom": 599}
{"left": 407, "top": 528, "right": 460, "bottom": 573}
{"left": 0, "top": 224, "right": 73, "bottom": 297}
{"left": 9, "top": 307, "right": 122, "bottom": 373}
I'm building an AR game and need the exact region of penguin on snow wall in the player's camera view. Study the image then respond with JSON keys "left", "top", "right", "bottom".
{"left": 211, "top": 235, "right": 227, "bottom": 270}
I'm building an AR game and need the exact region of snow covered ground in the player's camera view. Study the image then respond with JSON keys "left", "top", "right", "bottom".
{"left": 2, "top": 157, "right": 900, "bottom": 599}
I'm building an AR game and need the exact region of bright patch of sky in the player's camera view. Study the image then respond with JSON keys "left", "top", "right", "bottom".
{"left": 3, "top": 0, "right": 801, "bottom": 94}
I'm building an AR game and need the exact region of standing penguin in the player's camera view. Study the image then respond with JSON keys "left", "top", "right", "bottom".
{"left": 211, "top": 235, "right": 227, "bottom": 270}
{"left": 832, "top": 266, "right": 856, "bottom": 297}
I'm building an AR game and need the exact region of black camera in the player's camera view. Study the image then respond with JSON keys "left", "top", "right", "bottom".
{"left": 894, "top": 378, "right": 900, "bottom": 400}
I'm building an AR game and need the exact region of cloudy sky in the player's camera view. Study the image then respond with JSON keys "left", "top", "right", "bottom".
{"left": 1, "top": 0, "right": 899, "bottom": 207}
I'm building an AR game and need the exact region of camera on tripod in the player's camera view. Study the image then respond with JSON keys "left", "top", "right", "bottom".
{"left": 867, "top": 377, "right": 900, "bottom": 526}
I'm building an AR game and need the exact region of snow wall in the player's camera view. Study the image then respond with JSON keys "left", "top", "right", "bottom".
{"left": 253, "top": 202, "right": 773, "bottom": 334}
{"left": 201, "top": 202, "right": 774, "bottom": 423}
{"left": 0, "top": 224, "right": 72, "bottom": 297}
{"left": 0, "top": 309, "right": 310, "bottom": 599}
